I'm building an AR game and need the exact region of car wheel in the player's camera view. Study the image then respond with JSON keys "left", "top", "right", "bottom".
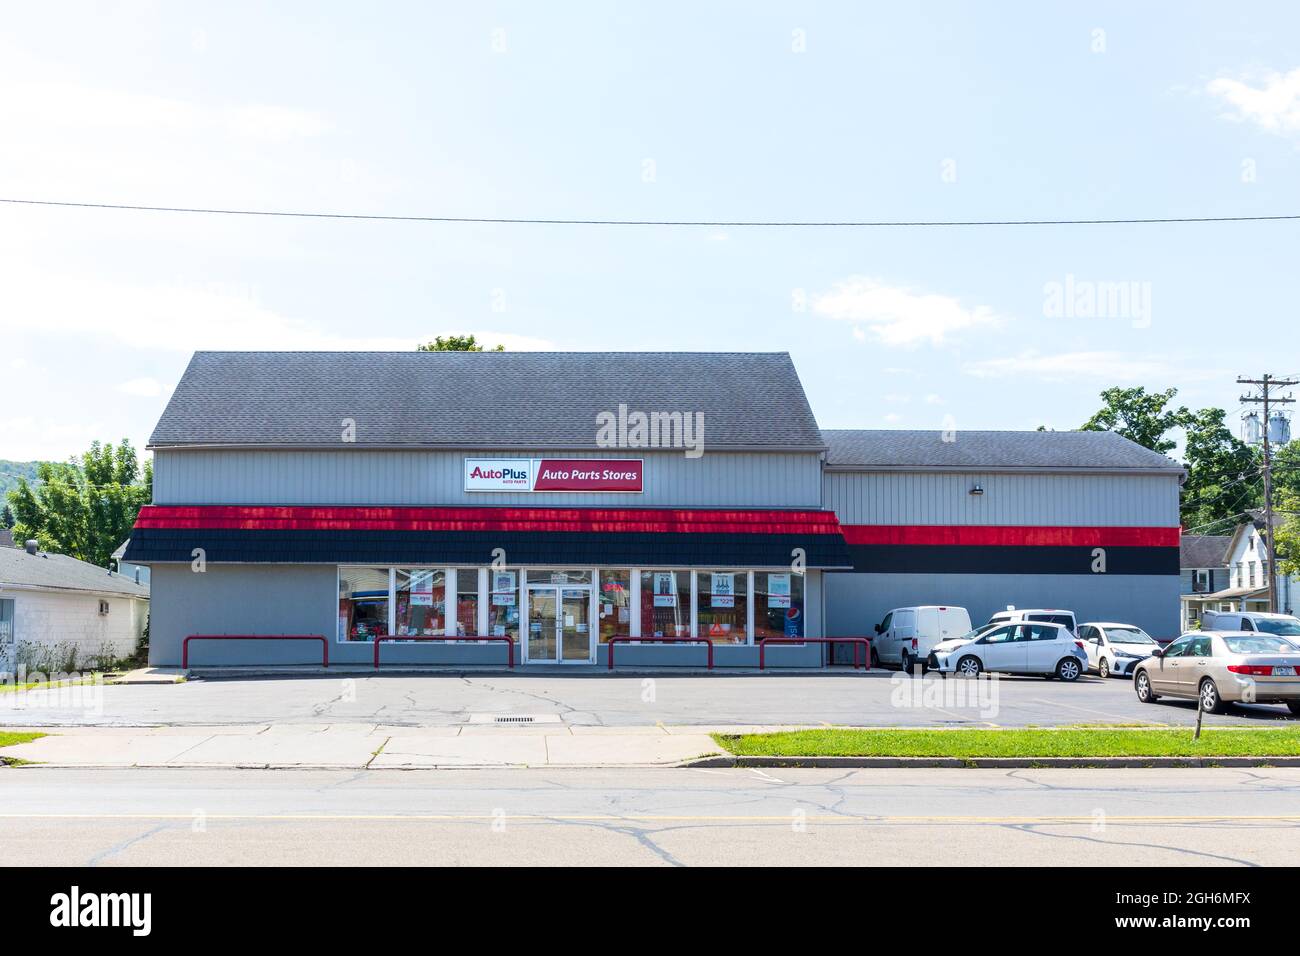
{"left": 1056, "top": 658, "right": 1082, "bottom": 682}
{"left": 1199, "top": 678, "right": 1227, "bottom": 715}
{"left": 1135, "top": 670, "right": 1158, "bottom": 703}
{"left": 899, "top": 649, "right": 913, "bottom": 675}
{"left": 1287, "top": 702, "right": 1300, "bottom": 717}
{"left": 1098, "top": 657, "right": 1111, "bottom": 679}
{"left": 956, "top": 655, "right": 981, "bottom": 678}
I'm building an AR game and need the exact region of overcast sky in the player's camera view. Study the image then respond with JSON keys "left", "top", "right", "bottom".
{"left": 3, "top": 2, "right": 1299, "bottom": 463}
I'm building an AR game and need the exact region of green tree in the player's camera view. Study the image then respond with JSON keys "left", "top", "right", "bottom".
{"left": 0, "top": 503, "right": 13, "bottom": 528}
{"left": 1179, "top": 407, "right": 1260, "bottom": 529}
{"left": 417, "top": 334, "right": 504, "bottom": 352}
{"left": 6, "top": 440, "right": 152, "bottom": 567}
{"left": 1081, "top": 386, "right": 1190, "bottom": 454}
{"left": 1276, "top": 489, "right": 1300, "bottom": 579}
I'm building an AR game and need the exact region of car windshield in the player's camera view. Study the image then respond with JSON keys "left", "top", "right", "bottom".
{"left": 1106, "top": 627, "right": 1157, "bottom": 645}
{"left": 1222, "top": 635, "right": 1295, "bottom": 655}
{"left": 952, "top": 627, "right": 990, "bottom": 642}
{"left": 1253, "top": 618, "right": 1300, "bottom": 637}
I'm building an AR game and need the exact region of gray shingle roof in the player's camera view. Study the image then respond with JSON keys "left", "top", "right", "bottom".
{"left": 0, "top": 547, "right": 150, "bottom": 598}
{"left": 1180, "top": 535, "right": 1230, "bottom": 569}
{"left": 149, "top": 351, "right": 825, "bottom": 451}
{"left": 822, "top": 429, "right": 1183, "bottom": 473}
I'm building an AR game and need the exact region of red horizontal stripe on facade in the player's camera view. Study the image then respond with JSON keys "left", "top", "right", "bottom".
{"left": 841, "top": 525, "right": 1180, "bottom": 548}
{"left": 132, "top": 505, "right": 844, "bottom": 536}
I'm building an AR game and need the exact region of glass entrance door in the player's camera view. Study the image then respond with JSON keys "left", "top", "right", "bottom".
{"left": 526, "top": 586, "right": 592, "bottom": 663}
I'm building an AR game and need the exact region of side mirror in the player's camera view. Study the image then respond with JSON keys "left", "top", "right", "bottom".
{"left": 874, "top": 623, "right": 883, "bottom": 635}
{"left": 1150, "top": 647, "right": 1164, "bottom": 658}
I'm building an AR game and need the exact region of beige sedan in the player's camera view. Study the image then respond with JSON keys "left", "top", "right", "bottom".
{"left": 1134, "top": 630, "right": 1300, "bottom": 715}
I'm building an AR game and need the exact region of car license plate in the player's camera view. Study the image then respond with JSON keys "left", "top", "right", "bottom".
{"left": 1272, "top": 666, "right": 1294, "bottom": 676}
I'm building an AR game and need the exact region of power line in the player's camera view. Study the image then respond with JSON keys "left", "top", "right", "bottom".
{"left": 4, "top": 197, "right": 1300, "bottom": 228}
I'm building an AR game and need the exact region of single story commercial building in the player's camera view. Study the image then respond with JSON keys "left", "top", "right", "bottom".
{"left": 125, "top": 351, "right": 1183, "bottom": 668}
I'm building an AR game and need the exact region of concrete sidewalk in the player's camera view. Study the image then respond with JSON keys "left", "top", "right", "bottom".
{"left": 0, "top": 722, "right": 755, "bottom": 769}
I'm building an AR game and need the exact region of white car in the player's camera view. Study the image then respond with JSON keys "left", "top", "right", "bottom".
{"left": 1077, "top": 622, "right": 1163, "bottom": 678}
{"left": 872, "top": 605, "right": 973, "bottom": 673}
{"left": 929, "top": 621, "right": 1089, "bottom": 680}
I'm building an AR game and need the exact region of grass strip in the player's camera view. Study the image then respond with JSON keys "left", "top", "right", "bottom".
{"left": 713, "top": 726, "right": 1300, "bottom": 758}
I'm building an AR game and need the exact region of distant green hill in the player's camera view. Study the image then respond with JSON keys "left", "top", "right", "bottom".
{"left": 0, "top": 460, "right": 52, "bottom": 499}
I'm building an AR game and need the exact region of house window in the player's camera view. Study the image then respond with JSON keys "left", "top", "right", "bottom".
{"left": 1249, "top": 564, "right": 1256, "bottom": 588}
{"left": 0, "top": 599, "right": 13, "bottom": 645}
{"left": 1192, "top": 569, "right": 1210, "bottom": 593}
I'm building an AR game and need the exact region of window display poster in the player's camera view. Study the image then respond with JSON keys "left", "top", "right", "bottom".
{"left": 711, "top": 572, "right": 734, "bottom": 608}
{"left": 410, "top": 571, "right": 435, "bottom": 606}
{"left": 768, "top": 573, "right": 791, "bottom": 608}
{"left": 653, "top": 572, "right": 676, "bottom": 607}
{"left": 491, "top": 570, "right": 517, "bottom": 606}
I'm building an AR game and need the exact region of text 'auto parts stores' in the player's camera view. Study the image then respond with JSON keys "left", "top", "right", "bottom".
{"left": 124, "top": 351, "right": 1184, "bottom": 668}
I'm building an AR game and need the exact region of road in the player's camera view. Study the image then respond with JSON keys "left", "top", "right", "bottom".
{"left": 3, "top": 670, "right": 1296, "bottom": 728}
{"left": 2, "top": 766, "right": 1296, "bottom": 866}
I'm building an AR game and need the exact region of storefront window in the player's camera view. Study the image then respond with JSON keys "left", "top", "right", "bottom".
{"left": 526, "top": 569, "right": 593, "bottom": 585}
{"left": 639, "top": 570, "right": 691, "bottom": 638}
{"left": 395, "top": 569, "right": 446, "bottom": 637}
{"left": 488, "top": 569, "right": 520, "bottom": 643}
{"left": 598, "top": 570, "right": 632, "bottom": 643}
{"left": 696, "top": 570, "right": 748, "bottom": 644}
{"left": 455, "top": 568, "right": 481, "bottom": 637}
{"left": 338, "top": 566, "right": 390, "bottom": 642}
{"left": 755, "top": 571, "right": 804, "bottom": 640}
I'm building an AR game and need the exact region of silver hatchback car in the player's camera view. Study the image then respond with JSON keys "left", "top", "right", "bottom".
{"left": 1133, "top": 631, "right": 1300, "bottom": 715}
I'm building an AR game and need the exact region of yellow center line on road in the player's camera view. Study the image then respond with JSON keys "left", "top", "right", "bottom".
{"left": 0, "top": 812, "right": 1297, "bottom": 824}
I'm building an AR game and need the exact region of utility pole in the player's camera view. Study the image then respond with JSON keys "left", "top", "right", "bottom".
{"left": 1238, "top": 374, "right": 1297, "bottom": 613}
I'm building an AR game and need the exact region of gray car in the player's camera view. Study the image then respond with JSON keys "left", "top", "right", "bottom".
{"left": 1133, "top": 630, "right": 1300, "bottom": 715}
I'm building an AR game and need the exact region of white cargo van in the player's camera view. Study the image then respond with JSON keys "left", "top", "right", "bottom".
{"left": 873, "top": 606, "right": 973, "bottom": 672}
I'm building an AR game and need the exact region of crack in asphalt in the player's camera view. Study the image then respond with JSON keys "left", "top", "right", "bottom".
{"left": 999, "top": 822, "right": 1262, "bottom": 867}
{"left": 86, "top": 822, "right": 176, "bottom": 867}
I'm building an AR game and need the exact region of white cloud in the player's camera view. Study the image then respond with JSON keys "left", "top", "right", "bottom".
{"left": 116, "top": 377, "right": 167, "bottom": 398}
{"left": 1206, "top": 68, "right": 1300, "bottom": 134}
{"left": 962, "top": 350, "right": 1222, "bottom": 382}
{"left": 813, "top": 276, "right": 1001, "bottom": 347}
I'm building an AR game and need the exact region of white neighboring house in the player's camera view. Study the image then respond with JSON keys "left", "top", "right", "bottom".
{"left": 0, "top": 540, "right": 150, "bottom": 673}
{"left": 1219, "top": 509, "right": 1297, "bottom": 618}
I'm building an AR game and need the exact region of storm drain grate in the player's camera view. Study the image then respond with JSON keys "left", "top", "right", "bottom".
{"left": 467, "top": 713, "right": 564, "bottom": 725}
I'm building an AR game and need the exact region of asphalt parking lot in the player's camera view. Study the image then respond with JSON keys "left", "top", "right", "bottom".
{"left": 3, "top": 668, "right": 1297, "bottom": 728}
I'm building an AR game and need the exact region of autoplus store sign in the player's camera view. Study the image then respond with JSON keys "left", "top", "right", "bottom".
{"left": 464, "top": 458, "right": 644, "bottom": 493}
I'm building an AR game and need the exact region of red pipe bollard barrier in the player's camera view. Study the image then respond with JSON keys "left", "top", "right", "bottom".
{"left": 183, "top": 634, "right": 329, "bottom": 669}
{"left": 606, "top": 635, "right": 714, "bottom": 670}
{"left": 758, "top": 637, "right": 872, "bottom": 671}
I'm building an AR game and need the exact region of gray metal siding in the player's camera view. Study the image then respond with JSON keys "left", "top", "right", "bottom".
{"left": 149, "top": 565, "right": 825, "bottom": 668}
{"left": 824, "top": 471, "right": 1180, "bottom": 526}
{"left": 825, "top": 571, "right": 1181, "bottom": 642}
{"left": 153, "top": 449, "right": 824, "bottom": 509}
